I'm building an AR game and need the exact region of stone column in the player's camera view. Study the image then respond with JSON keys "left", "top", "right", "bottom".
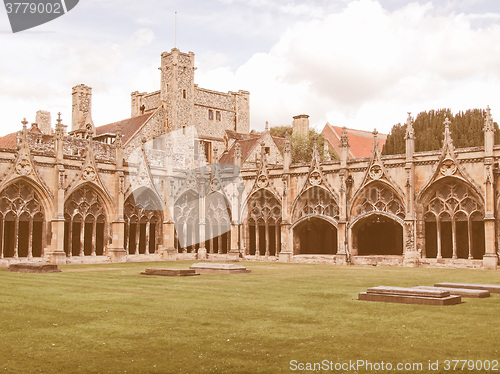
{"left": 468, "top": 218, "right": 473, "bottom": 260}
{"left": 49, "top": 119, "right": 68, "bottom": 265}
{"left": 108, "top": 144, "right": 127, "bottom": 262}
{"left": 13, "top": 216, "right": 18, "bottom": 258}
{"left": 279, "top": 222, "right": 292, "bottom": 262}
{"left": 436, "top": 219, "right": 442, "bottom": 259}
{"left": 67, "top": 218, "right": 72, "bottom": 257}
{"left": 27, "top": 218, "right": 33, "bottom": 258}
{"left": 255, "top": 224, "right": 260, "bottom": 257}
{"left": 145, "top": 221, "right": 150, "bottom": 254}
{"left": 135, "top": 222, "right": 140, "bottom": 255}
{"left": 265, "top": 222, "right": 270, "bottom": 256}
{"left": 452, "top": 217, "right": 457, "bottom": 259}
{"left": 197, "top": 187, "right": 207, "bottom": 260}
{"left": 275, "top": 223, "right": 280, "bottom": 255}
{"left": 278, "top": 173, "right": 292, "bottom": 262}
{"left": 482, "top": 106, "right": 498, "bottom": 269}
{"left": 79, "top": 221, "right": 84, "bottom": 256}
{"left": 0, "top": 219, "right": 3, "bottom": 259}
{"left": 91, "top": 219, "right": 97, "bottom": 256}
{"left": 124, "top": 220, "right": 129, "bottom": 253}
{"left": 403, "top": 113, "right": 418, "bottom": 267}
{"left": 228, "top": 223, "right": 240, "bottom": 261}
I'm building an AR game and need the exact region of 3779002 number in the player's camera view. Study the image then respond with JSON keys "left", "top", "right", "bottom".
{"left": 443, "top": 360, "right": 499, "bottom": 371}
{"left": 5, "top": 2, "right": 62, "bottom": 14}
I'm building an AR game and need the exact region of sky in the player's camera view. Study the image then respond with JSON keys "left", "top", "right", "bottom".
{"left": 1, "top": 0, "right": 500, "bottom": 137}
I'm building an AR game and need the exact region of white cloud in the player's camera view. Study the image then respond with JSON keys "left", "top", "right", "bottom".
{"left": 197, "top": 0, "right": 500, "bottom": 132}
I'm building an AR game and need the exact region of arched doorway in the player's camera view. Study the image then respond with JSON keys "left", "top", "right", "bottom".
{"left": 64, "top": 185, "right": 107, "bottom": 256}
{"left": 292, "top": 186, "right": 339, "bottom": 255}
{"left": 124, "top": 188, "right": 163, "bottom": 255}
{"left": 0, "top": 180, "right": 46, "bottom": 258}
{"left": 293, "top": 217, "right": 337, "bottom": 254}
{"left": 422, "top": 180, "right": 485, "bottom": 259}
{"left": 350, "top": 182, "right": 405, "bottom": 256}
{"left": 352, "top": 214, "right": 403, "bottom": 255}
{"left": 246, "top": 189, "right": 282, "bottom": 256}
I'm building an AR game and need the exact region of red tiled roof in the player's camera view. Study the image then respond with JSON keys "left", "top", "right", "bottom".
{"left": 219, "top": 133, "right": 286, "bottom": 164}
{"left": 0, "top": 132, "right": 17, "bottom": 149}
{"left": 96, "top": 112, "right": 153, "bottom": 144}
{"left": 322, "top": 123, "right": 387, "bottom": 159}
{"left": 219, "top": 136, "right": 260, "bottom": 164}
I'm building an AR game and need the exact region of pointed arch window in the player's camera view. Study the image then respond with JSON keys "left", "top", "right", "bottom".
{"left": 0, "top": 181, "right": 45, "bottom": 258}
{"left": 247, "top": 190, "right": 282, "bottom": 256}
{"left": 64, "top": 186, "right": 107, "bottom": 257}
{"left": 293, "top": 186, "right": 339, "bottom": 222}
{"left": 352, "top": 183, "right": 405, "bottom": 220}
{"left": 205, "top": 192, "right": 231, "bottom": 254}
{"left": 423, "top": 181, "right": 484, "bottom": 259}
{"left": 124, "top": 189, "right": 163, "bottom": 255}
{"left": 174, "top": 191, "right": 199, "bottom": 253}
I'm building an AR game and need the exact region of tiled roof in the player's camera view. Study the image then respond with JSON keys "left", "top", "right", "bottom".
{"left": 0, "top": 132, "right": 17, "bottom": 149}
{"left": 219, "top": 136, "right": 260, "bottom": 164}
{"left": 96, "top": 112, "right": 153, "bottom": 144}
{"left": 219, "top": 133, "right": 286, "bottom": 164}
{"left": 322, "top": 123, "right": 387, "bottom": 159}
{"left": 0, "top": 123, "right": 45, "bottom": 149}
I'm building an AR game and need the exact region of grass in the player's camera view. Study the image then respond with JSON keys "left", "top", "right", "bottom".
{"left": 0, "top": 262, "right": 499, "bottom": 373}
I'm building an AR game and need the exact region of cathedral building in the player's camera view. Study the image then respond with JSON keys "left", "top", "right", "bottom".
{"left": 0, "top": 48, "right": 498, "bottom": 270}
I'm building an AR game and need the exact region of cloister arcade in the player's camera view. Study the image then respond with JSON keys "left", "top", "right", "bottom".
{"left": 0, "top": 180, "right": 46, "bottom": 258}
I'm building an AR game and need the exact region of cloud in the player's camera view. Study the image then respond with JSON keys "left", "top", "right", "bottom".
{"left": 197, "top": 0, "right": 500, "bottom": 132}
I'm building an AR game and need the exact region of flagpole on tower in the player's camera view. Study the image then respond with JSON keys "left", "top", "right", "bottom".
{"left": 174, "top": 11, "right": 177, "bottom": 48}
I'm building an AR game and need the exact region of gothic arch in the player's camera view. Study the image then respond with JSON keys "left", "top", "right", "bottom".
{"left": 291, "top": 185, "right": 339, "bottom": 225}
{"left": 64, "top": 184, "right": 109, "bottom": 257}
{"left": 205, "top": 191, "right": 231, "bottom": 254}
{"left": 0, "top": 178, "right": 49, "bottom": 258}
{"left": 174, "top": 190, "right": 200, "bottom": 253}
{"left": 0, "top": 176, "right": 53, "bottom": 218}
{"left": 292, "top": 216, "right": 338, "bottom": 255}
{"left": 350, "top": 181, "right": 405, "bottom": 256}
{"left": 240, "top": 187, "right": 281, "bottom": 223}
{"left": 65, "top": 181, "right": 114, "bottom": 221}
{"left": 350, "top": 180, "right": 406, "bottom": 222}
{"left": 418, "top": 176, "right": 485, "bottom": 259}
{"left": 245, "top": 188, "right": 282, "bottom": 256}
{"left": 417, "top": 175, "right": 484, "bottom": 208}
{"left": 124, "top": 187, "right": 164, "bottom": 255}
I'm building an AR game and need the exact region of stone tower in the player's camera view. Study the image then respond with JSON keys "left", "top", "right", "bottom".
{"left": 160, "top": 48, "right": 195, "bottom": 132}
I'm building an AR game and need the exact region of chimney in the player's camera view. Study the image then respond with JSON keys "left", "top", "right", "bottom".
{"left": 35, "top": 110, "right": 52, "bottom": 134}
{"left": 72, "top": 84, "right": 94, "bottom": 133}
{"left": 292, "top": 114, "right": 309, "bottom": 136}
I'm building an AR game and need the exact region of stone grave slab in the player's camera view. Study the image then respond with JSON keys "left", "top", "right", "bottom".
{"left": 7, "top": 263, "right": 61, "bottom": 273}
{"left": 358, "top": 286, "right": 461, "bottom": 306}
{"left": 414, "top": 286, "right": 490, "bottom": 298}
{"left": 141, "top": 268, "right": 199, "bottom": 277}
{"left": 189, "top": 262, "right": 251, "bottom": 274}
{"left": 434, "top": 282, "right": 500, "bottom": 294}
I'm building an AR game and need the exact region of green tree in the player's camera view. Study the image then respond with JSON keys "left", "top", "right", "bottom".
{"left": 382, "top": 108, "right": 500, "bottom": 155}
{"left": 268, "top": 125, "right": 336, "bottom": 163}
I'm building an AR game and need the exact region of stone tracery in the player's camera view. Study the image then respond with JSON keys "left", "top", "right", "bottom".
{"left": 247, "top": 189, "right": 281, "bottom": 256}
{"left": 0, "top": 180, "right": 45, "bottom": 258}
{"left": 64, "top": 185, "right": 106, "bottom": 256}
{"left": 423, "top": 180, "right": 484, "bottom": 259}
{"left": 124, "top": 189, "right": 163, "bottom": 255}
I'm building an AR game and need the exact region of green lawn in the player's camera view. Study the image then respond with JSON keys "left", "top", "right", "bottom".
{"left": 0, "top": 262, "right": 499, "bottom": 373}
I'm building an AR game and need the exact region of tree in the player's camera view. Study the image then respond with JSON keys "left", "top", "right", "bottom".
{"left": 382, "top": 108, "right": 500, "bottom": 155}
{"left": 269, "top": 125, "right": 336, "bottom": 163}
